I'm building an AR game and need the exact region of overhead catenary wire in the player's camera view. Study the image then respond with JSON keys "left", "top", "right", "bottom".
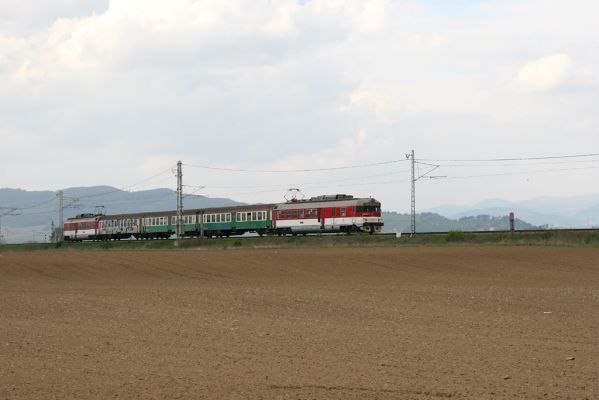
{"left": 183, "top": 159, "right": 408, "bottom": 173}
{"left": 204, "top": 179, "right": 410, "bottom": 199}
{"left": 427, "top": 165, "right": 599, "bottom": 180}
{"left": 3, "top": 167, "right": 176, "bottom": 212}
{"left": 76, "top": 167, "right": 175, "bottom": 199}
{"left": 417, "top": 153, "right": 599, "bottom": 163}
{"left": 199, "top": 170, "right": 411, "bottom": 190}
{"left": 431, "top": 158, "right": 599, "bottom": 167}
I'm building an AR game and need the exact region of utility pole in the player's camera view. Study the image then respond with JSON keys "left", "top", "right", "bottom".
{"left": 0, "top": 207, "right": 20, "bottom": 244}
{"left": 56, "top": 190, "right": 79, "bottom": 243}
{"left": 409, "top": 150, "right": 416, "bottom": 236}
{"left": 405, "top": 150, "right": 444, "bottom": 237}
{"left": 57, "top": 190, "right": 64, "bottom": 242}
{"left": 176, "top": 160, "right": 183, "bottom": 245}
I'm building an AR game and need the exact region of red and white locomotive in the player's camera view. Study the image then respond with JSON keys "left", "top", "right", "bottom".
{"left": 63, "top": 213, "right": 101, "bottom": 241}
{"left": 273, "top": 194, "right": 382, "bottom": 235}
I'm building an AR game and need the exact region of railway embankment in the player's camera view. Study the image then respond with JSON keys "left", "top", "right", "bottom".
{"left": 2, "top": 229, "right": 599, "bottom": 252}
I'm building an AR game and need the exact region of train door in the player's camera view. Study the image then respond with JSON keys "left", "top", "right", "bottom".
{"left": 319, "top": 208, "right": 325, "bottom": 230}
{"left": 331, "top": 207, "right": 336, "bottom": 230}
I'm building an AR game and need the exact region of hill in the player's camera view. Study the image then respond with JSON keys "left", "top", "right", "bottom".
{"left": 2, "top": 186, "right": 538, "bottom": 243}
{"left": 426, "top": 193, "right": 599, "bottom": 228}
{"left": 381, "top": 212, "right": 538, "bottom": 234}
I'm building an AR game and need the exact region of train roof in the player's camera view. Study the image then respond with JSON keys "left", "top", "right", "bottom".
{"left": 65, "top": 195, "right": 380, "bottom": 221}
{"left": 68, "top": 204, "right": 276, "bottom": 221}
{"left": 275, "top": 196, "right": 380, "bottom": 210}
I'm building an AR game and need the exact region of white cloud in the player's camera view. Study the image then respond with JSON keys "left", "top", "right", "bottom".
{"left": 511, "top": 54, "right": 572, "bottom": 93}
{"left": 1, "top": 0, "right": 598, "bottom": 212}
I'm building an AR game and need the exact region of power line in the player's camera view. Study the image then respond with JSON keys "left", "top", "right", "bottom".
{"left": 76, "top": 167, "right": 174, "bottom": 199}
{"left": 3, "top": 167, "right": 175, "bottom": 212}
{"left": 433, "top": 160, "right": 599, "bottom": 167}
{"left": 204, "top": 179, "right": 409, "bottom": 199}
{"left": 184, "top": 159, "right": 408, "bottom": 173}
{"left": 418, "top": 153, "right": 599, "bottom": 163}
{"left": 434, "top": 165, "right": 599, "bottom": 180}
{"left": 201, "top": 170, "right": 411, "bottom": 190}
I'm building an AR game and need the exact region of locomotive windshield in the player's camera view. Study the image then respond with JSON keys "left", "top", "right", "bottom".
{"left": 357, "top": 206, "right": 380, "bottom": 213}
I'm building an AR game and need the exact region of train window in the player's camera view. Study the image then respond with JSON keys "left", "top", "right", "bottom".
{"left": 299, "top": 210, "right": 304, "bottom": 219}
{"left": 340, "top": 208, "right": 347, "bottom": 217}
{"left": 251, "top": 212, "right": 256, "bottom": 221}
{"left": 227, "top": 214, "right": 231, "bottom": 222}
{"left": 292, "top": 210, "right": 298, "bottom": 219}
{"left": 257, "top": 212, "right": 262, "bottom": 221}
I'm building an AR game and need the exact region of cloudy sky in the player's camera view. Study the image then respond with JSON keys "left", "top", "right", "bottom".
{"left": 1, "top": 0, "right": 598, "bottom": 212}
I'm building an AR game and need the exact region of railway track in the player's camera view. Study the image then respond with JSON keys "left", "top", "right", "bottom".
{"left": 62, "top": 227, "right": 599, "bottom": 243}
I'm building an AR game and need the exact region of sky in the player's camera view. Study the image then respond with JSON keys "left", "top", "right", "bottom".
{"left": 1, "top": 0, "right": 598, "bottom": 213}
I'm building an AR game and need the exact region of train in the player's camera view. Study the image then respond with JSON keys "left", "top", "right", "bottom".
{"left": 63, "top": 194, "right": 383, "bottom": 241}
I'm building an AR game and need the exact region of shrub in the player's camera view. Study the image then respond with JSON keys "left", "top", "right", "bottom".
{"left": 446, "top": 231, "right": 465, "bottom": 242}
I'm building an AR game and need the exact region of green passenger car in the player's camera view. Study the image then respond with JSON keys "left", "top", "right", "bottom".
{"left": 187, "top": 204, "right": 274, "bottom": 237}
{"left": 136, "top": 204, "right": 275, "bottom": 239}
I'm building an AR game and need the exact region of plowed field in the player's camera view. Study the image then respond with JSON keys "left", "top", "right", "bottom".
{"left": 1, "top": 247, "right": 598, "bottom": 399}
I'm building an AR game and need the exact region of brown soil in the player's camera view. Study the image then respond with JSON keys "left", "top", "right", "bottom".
{"left": 1, "top": 247, "right": 598, "bottom": 399}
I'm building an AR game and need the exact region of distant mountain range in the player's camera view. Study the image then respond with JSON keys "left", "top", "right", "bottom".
{"left": 425, "top": 194, "right": 599, "bottom": 228}
{"left": 0, "top": 186, "right": 242, "bottom": 243}
{"left": 8, "top": 186, "right": 595, "bottom": 243}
